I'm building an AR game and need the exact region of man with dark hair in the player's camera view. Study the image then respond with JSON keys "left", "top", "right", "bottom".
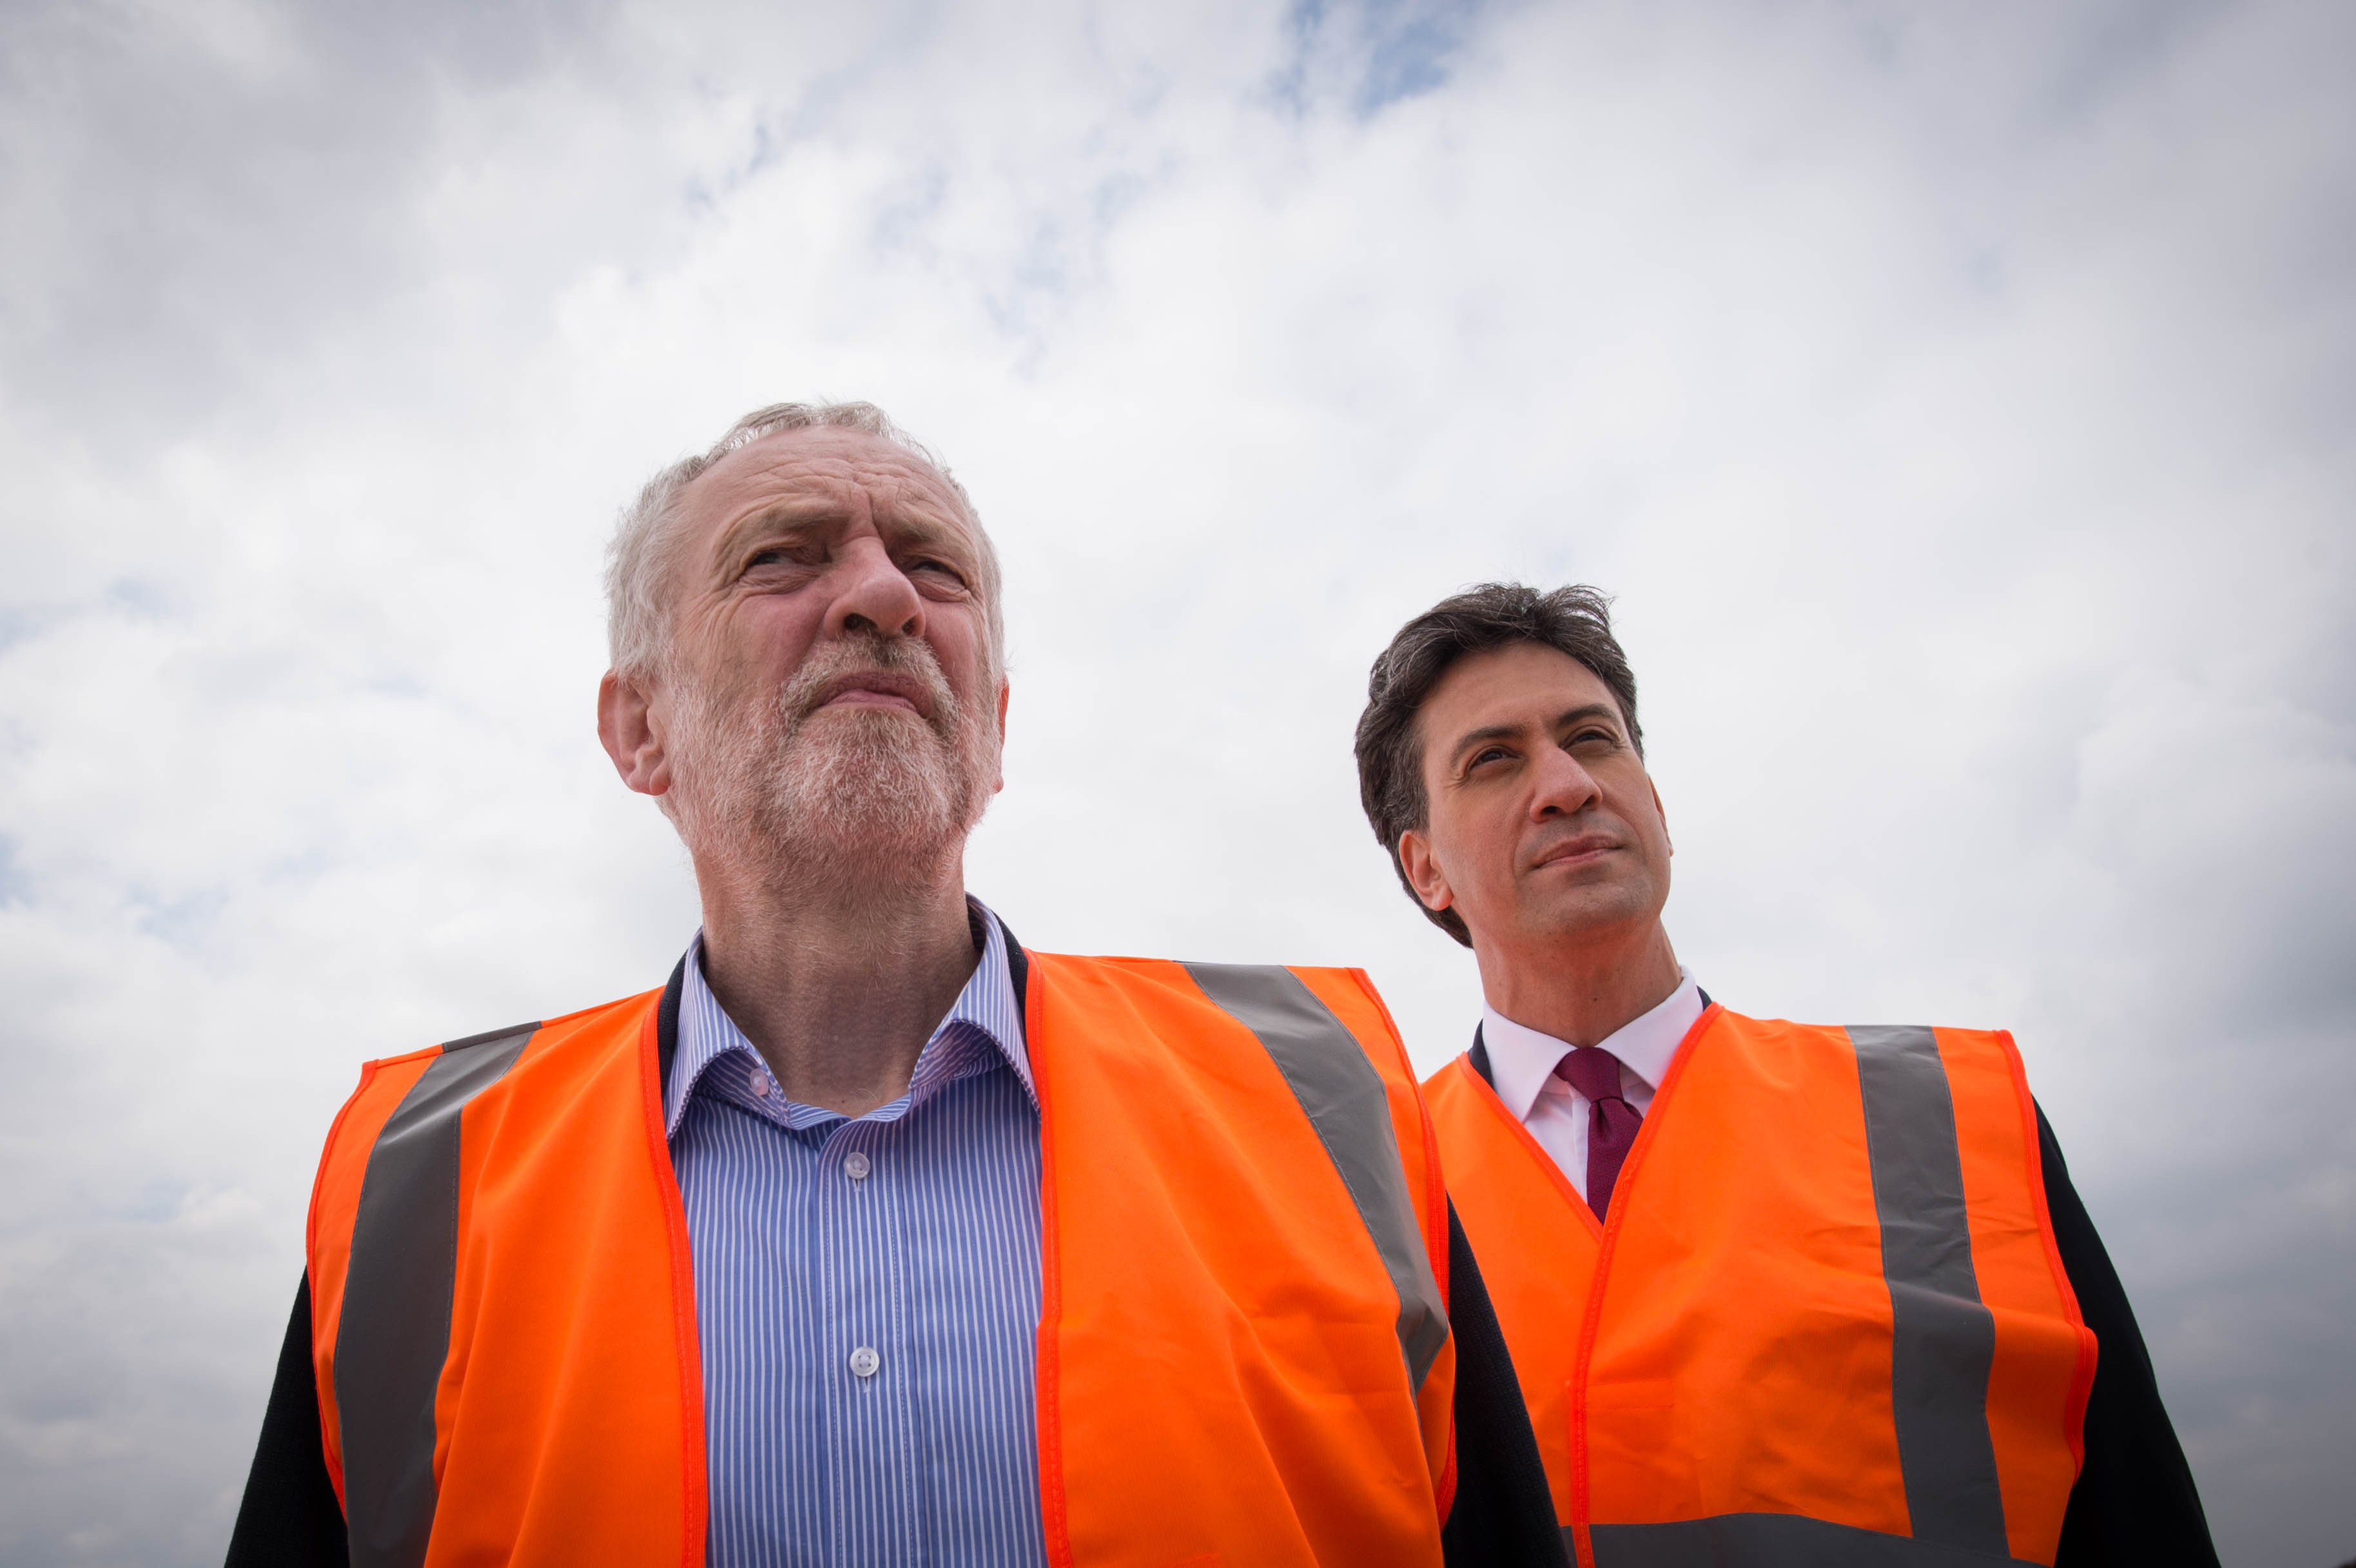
{"left": 1354, "top": 582, "right": 2217, "bottom": 1568}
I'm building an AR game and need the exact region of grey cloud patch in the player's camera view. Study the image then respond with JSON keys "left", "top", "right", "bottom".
{"left": 2065, "top": 1027, "right": 2356, "bottom": 1568}
{"left": 0, "top": 837, "right": 28, "bottom": 905}
{"left": 0, "top": 0, "right": 625, "bottom": 440}
{"left": 1274, "top": 0, "right": 1490, "bottom": 117}
{"left": 2029, "top": 0, "right": 2233, "bottom": 123}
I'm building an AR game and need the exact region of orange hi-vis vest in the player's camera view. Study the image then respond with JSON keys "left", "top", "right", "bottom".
{"left": 1425, "top": 1003, "right": 2096, "bottom": 1568}
{"left": 307, "top": 953, "right": 1458, "bottom": 1568}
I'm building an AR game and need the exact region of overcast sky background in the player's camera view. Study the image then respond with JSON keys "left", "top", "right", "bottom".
{"left": 1, "top": 1, "right": 2350, "bottom": 1562}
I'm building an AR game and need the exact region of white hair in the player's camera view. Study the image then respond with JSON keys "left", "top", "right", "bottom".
{"left": 603, "top": 400, "right": 1004, "bottom": 682}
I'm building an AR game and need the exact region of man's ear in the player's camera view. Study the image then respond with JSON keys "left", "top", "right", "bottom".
{"left": 989, "top": 679, "right": 1010, "bottom": 796}
{"left": 598, "top": 669, "right": 672, "bottom": 797}
{"left": 1395, "top": 828, "right": 1455, "bottom": 915}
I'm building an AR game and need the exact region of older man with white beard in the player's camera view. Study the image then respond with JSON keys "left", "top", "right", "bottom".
{"left": 226, "top": 403, "right": 1563, "bottom": 1568}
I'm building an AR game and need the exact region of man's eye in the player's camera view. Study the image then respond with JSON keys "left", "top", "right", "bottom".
{"left": 1468, "top": 748, "right": 1510, "bottom": 769}
{"left": 743, "top": 544, "right": 823, "bottom": 577}
{"left": 908, "top": 558, "right": 968, "bottom": 586}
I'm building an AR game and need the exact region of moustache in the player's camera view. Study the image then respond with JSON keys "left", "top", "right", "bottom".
{"left": 777, "top": 634, "right": 960, "bottom": 731}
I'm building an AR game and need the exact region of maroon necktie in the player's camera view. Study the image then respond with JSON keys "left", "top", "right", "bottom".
{"left": 1557, "top": 1046, "right": 1642, "bottom": 1221}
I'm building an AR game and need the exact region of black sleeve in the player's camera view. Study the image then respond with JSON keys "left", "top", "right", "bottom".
{"left": 225, "top": 1275, "right": 348, "bottom": 1567}
{"left": 1441, "top": 1199, "right": 1570, "bottom": 1566}
{"left": 2040, "top": 1103, "right": 2220, "bottom": 1568}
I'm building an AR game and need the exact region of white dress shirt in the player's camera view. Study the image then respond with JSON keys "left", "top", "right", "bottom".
{"left": 1481, "top": 969, "right": 1706, "bottom": 1199}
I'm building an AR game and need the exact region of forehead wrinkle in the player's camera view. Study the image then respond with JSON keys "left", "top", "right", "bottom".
{"left": 710, "top": 439, "right": 970, "bottom": 525}
{"left": 862, "top": 470, "right": 979, "bottom": 550}
{"left": 703, "top": 487, "right": 855, "bottom": 572}
{"left": 723, "top": 435, "right": 963, "bottom": 507}
{"left": 827, "top": 468, "right": 982, "bottom": 566}
{"left": 697, "top": 483, "right": 978, "bottom": 588}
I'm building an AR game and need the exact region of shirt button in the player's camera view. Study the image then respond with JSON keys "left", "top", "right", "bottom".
{"left": 843, "top": 1152, "right": 871, "bottom": 1181}
{"left": 749, "top": 1070, "right": 772, "bottom": 1098}
{"left": 848, "top": 1346, "right": 881, "bottom": 1379}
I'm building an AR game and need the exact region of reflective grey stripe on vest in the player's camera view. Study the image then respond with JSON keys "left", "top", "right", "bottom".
{"left": 1848, "top": 1025, "right": 2008, "bottom": 1555}
{"left": 335, "top": 1023, "right": 537, "bottom": 1568}
{"left": 1590, "top": 1511, "right": 2038, "bottom": 1566}
{"left": 1181, "top": 963, "right": 1449, "bottom": 1390}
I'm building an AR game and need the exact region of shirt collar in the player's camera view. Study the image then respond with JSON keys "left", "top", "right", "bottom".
{"left": 663, "top": 895, "right": 1031, "bottom": 1139}
{"left": 1481, "top": 968, "right": 1704, "bottom": 1122}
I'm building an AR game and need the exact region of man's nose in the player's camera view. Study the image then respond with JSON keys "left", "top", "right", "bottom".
{"left": 1529, "top": 744, "right": 1602, "bottom": 819}
{"left": 824, "top": 536, "right": 924, "bottom": 641}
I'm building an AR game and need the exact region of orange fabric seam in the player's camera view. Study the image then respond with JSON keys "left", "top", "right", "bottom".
{"left": 1996, "top": 1029, "right": 2098, "bottom": 1471}
{"left": 1343, "top": 966, "right": 1458, "bottom": 1528}
{"left": 1022, "top": 954, "right": 1075, "bottom": 1568}
{"left": 306, "top": 1057, "right": 381, "bottom": 1514}
{"left": 1347, "top": 967, "right": 1454, "bottom": 1278}
{"left": 1457, "top": 1054, "right": 1601, "bottom": 1241}
{"left": 636, "top": 1005, "right": 708, "bottom": 1568}
{"left": 1564, "top": 1000, "right": 1722, "bottom": 1568}
{"left": 304, "top": 1060, "right": 380, "bottom": 1320}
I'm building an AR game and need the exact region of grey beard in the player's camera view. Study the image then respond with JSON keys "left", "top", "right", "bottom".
{"left": 663, "top": 643, "right": 997, "bottom": 890}
{"left": 753, "top": 704, "right": 980, "bottom": 869}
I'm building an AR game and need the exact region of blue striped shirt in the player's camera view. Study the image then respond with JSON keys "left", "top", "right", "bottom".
{"left": 665, "top": 901, "right": 1047, "bottom": 1567}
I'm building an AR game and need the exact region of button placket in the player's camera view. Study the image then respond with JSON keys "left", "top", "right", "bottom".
{"left": 816, "top": 1118, "right": 917, "bottom": 1560}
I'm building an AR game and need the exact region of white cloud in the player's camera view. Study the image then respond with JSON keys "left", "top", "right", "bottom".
{"left": 1, "top": 1, "right": 2350, "bottom": 1561}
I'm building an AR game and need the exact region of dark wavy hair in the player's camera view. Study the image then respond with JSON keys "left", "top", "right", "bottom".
{"left": 1353, "top": 583, "right": 1640, "bottom": 946}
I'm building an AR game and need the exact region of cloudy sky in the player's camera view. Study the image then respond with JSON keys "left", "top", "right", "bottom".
{"left": 2, "top": 1, "right": 2350, "bottom": 1562}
